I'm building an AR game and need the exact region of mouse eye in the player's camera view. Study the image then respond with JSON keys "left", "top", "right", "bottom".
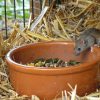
{"left": 78, "top": 48, "right": 81, "bottom": 51}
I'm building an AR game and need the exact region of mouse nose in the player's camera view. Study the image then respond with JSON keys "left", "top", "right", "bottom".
{"left": 75, "top": 53, "right": 80, "bottom": 56}
{"left": 74, "top": 51, "right": 80, "bottom": 56}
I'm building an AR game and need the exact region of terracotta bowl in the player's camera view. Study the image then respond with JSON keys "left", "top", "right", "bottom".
{"left": 6, "top": 41, "right": 100, "bottom": 100}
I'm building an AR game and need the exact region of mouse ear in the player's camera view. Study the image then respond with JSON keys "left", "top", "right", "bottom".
{"left": 80, "top": 39, "right": 85, "bottom": 44}
{"left": 80, "top": 39, "right": 88, "bottom": 45}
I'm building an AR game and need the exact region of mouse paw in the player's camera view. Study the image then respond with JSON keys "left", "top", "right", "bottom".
{"left": 97, "top": 44, "right": 100, "bottom": 47}
{"left": 97, "top": 40, "right": 100, "bottom": 47}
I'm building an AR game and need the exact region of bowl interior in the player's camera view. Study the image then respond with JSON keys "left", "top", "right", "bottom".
{"left": 9, "top": 42, "right": 100, "bottom": 65}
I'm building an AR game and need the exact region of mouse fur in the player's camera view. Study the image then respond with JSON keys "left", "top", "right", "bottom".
{"left": 74, "top": 28, "right": 100, "bottom": 55}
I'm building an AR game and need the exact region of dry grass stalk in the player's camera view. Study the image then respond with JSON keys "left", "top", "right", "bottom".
{"left": 26, "top": 30, "right": 53, "bottom": 41}
{"left": 55, "top": 15, "right": 71, "bottom": 40}
{"left": 43, "top": 17, "right": 52, "bottom": 36}
{"left": 28, "top": 13, "right": 32, "bottom": 29}
{"left": 30, "top": 6, "right": 49, "bottom": 31}
{"left": 47, "top": 0, "right": 56, "bottom": 17}
{"left": 42, "top": 0, "right": 46, "bottom": 10}
{"left": 0, "top": 0, "right": 100, "bottom": 100}
{"left": 71, "top": 2, "right": 94, "bottom": 18}
{"left": 31, "top": 95, "right": 40, "bottom": 100}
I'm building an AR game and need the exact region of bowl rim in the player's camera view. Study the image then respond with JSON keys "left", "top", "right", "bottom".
{"left": 5, "top": 41, "right": 99, "bottom": 75}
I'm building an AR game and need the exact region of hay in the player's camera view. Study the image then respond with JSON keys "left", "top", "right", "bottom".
{"left": 0, "top": 0, "right": 100, "bottom": 99}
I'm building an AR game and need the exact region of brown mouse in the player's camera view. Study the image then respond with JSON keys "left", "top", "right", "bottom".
{"left": 74, "top": 28, "right": 100, "bottom": 55}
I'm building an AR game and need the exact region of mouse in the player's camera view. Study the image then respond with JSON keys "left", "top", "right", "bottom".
{"left": 74, "top": 28, "right": 100, "bottom": 55}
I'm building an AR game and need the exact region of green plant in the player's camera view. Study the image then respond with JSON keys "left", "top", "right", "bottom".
{"left": 0, "top": 0, "right": 30, "bottom": 20}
